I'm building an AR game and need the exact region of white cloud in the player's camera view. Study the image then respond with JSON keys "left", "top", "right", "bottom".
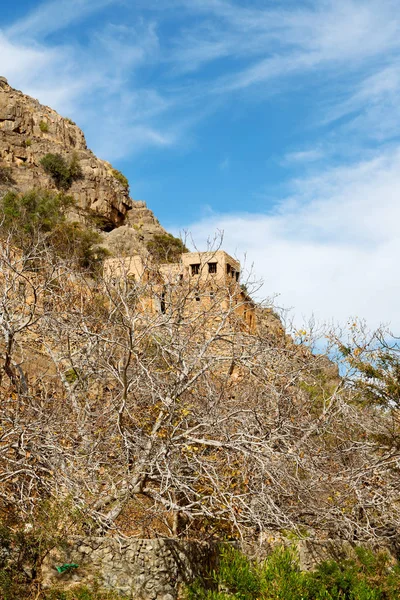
{"left": 282, "top": 149, "right": 324, "bottom": 165}
{"left": 182, "top": 147, "right": 400, "bottom": 331}
{"left": 0, "top": 6, "right": 173, "bottom": 158}
{"left": 0, "top": 33, "right": 55, "bottom": 79}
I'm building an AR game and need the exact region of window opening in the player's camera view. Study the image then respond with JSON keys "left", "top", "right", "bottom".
{"left": 235, "top": 271, "right": 240, "bottom": 282}
{"left": 191, "top": 263, "right": 200, "bottom": 276}
{"left": 208, "top": 262, "right": 217, "bottom": 274}
{"left": 226, "top": 264, "right": 231, "bottom": 275}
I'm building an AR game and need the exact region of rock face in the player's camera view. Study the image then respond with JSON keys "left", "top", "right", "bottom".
{"left": 0, "top": 78, "right": 165, "bottom": 237}
{"left": 102, "top": 200, "right": 167, "bottom": 257}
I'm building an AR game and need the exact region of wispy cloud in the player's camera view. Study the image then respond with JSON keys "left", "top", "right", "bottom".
{"left": 7, "top": 0, "right": 118, "bottom": 39}
{"left": 1, "top": 2, "right": 173, "bottom": 158}
{"left": 322, "top": 63, "right": 400, "bottom": 143}
{"left": 3, "top": 0, "right": 400, "bottom": 161}
{"left": 282, "top": 149, "right": 324, "bottom": 165}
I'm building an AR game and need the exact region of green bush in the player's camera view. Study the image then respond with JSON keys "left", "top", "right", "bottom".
{"left": 43, "top": 584, "right": 124, "bottom": 600}
{"left": 0, "top": 574, "right": 125, "bottom": 600}
{"left": 0, "top": 569, "right": 29, "bottom": 600}
{"left": 0, "top": 189, "right": 107, "bottom": 272}
{"left": 40, "top": 152, "right": 83, "bottom": 190}
{"left": 25, "top": 138, "right": 32, "bottom": 147}
{"left": 186, "top": 545, "right": 400, "bottom": 600}
{"left": 0, "top": 499, "right": 91, "bottom": 600}
{"left": 111, "top": 168, "right": 129, "bottom": 190}
{"left": 147, "top": 232, "right": 188, "bottom": 263}
{"left": 0, "top": 189, "right": 73, "bottom": 237}
{"left": 39, "top": 120, "right": 49, "bottom": 132}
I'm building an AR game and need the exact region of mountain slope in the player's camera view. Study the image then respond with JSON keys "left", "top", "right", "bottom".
{"left": 0, "top": 76, "right": 167, "bottom": 253}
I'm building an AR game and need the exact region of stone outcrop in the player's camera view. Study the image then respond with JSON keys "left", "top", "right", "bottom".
{"left": 101, "top": 200, "right": 167, "bottom": 256}
{"left": 127, "top": 200, "right": 167, "bottom": 244}
{"left": 0, "top": 77, "right": 172, "bottom": 251}
{"left": 0, "top": 77, "right": 133, "bottom": 229}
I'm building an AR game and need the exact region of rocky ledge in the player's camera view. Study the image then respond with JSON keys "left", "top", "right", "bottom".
{"left": 0, "top": 77, "right": 132, "bottom": 229}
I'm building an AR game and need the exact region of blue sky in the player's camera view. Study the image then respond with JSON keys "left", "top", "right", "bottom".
{"left": 2, "top": 0, "right": 400, "bottom": 330}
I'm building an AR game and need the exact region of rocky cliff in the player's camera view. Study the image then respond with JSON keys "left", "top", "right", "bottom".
{"left": 0, "top": 76, "right": 167, "bottom": 253}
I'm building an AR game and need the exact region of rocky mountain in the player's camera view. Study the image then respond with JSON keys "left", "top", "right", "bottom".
{"left": 0, "top": 76, "right": 167, "bottom": 255}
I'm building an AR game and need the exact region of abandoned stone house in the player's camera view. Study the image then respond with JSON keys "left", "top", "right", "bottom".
{"left": 104, "top": 250, "right": 256, "bottom": 332}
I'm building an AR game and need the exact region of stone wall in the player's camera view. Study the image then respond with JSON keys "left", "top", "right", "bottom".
{"left": 4, "top": 532, "right": 397, "bottom": 599}
{"left": 42, "top": 537, "right": 218, "bottom": 600}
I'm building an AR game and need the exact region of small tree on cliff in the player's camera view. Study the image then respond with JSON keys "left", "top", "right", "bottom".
{"left": 40, "top": 152, "right": 83, "bottom": 190}
{"left": 0, "top": 189, "right": 106, "bottom": 272}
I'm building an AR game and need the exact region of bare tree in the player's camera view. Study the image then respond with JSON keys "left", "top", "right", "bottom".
{"left": 1, "top": 243, "right": 400, "bottom": 547}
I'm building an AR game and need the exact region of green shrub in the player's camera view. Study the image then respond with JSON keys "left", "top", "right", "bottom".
{"left": 40, "top": 152, "right": 83, "bottom": 190}
{"left": 39, "top": 120, "right": 49, "bottom": 132}
{"left": 0, "top": 569, "right": 29, "bottom": 600}
{"left": 25, "top": 138, "right": 32, "bottom": 147}
{"left": 43, "top": 584, "right": 124, "bottom": 599}
{"left": 147, "top": 232, "right": 188, "bottom": 263}
{"left": 0, "top": 189, "right": 73, "bottom": 237}
{"left": 0, "top": 575, "right": 125, "bottom": 600}
{"left": 186, "top": 545, "right": 400, "bottom": 600}
{"left": 0, "top": 499, "right": 91, "bottom": 600}
{"left": 111, "top": 168, "right": 129, "bottom": 190}
{"left": 65, "top": 117, "right": 76, "bottom": 126}
{"left": 0, "top": 189, "right": 106, "bottom": 272}
{"left": 216, "top": 547, "right": 261, "bottom": 600}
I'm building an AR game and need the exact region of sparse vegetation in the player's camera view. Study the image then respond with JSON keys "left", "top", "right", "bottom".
{"left": 24, "top": 138, "right": 32, "bottom": 147}
{"left": 0, "top": 499, "right": 124, "bottom": 600}
{"left": 39, "top": 120, "right": 49, "bottom": 133}
{"left": 40, "top": 152, "right": 83, "bottom": 190}
{"left": 42, "top": 586, "right": 125, "bottom": 600}
{"left": 65, "top": 117, "right": 76, "bottom": 126}
{"left": 111, "top": 168, "right": 129, "bottom": 190}
{"left": 0, "top": 188, "right": 106, "bottom": 271}
{"left": 0, "top": 188, "right": 73, "bottom": 237}
{"left": 147, "top": 232, "right": 188, "bottom": 263}
{"left": 186, "top": 546, "right": 400, "bottom": 600}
